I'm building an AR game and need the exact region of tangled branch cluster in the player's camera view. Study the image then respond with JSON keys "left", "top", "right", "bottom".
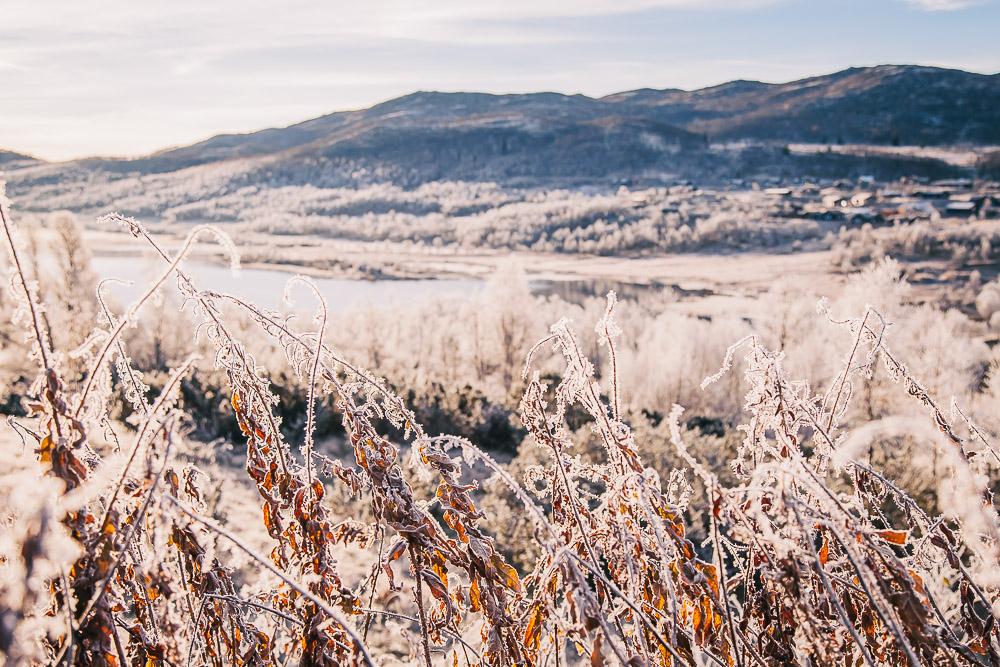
{"left": 1, "top": 195, "right": 998, "bottom": 666}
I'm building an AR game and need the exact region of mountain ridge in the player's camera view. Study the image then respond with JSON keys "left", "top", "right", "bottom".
{"left": 3, "top": 64, "right": 998, "bottom": 205}
{"left": 5, "top": 64, "right": 997, "bottom": 169}
{"left": 156, "top": 64, "right": 1000, "bottom": 168}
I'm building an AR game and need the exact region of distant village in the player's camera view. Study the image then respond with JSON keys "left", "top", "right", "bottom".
{"left": 630, "top": 176, "right": 1000, "bottom": 227}
{"left": 761, "top": 176, "right": 1000, "bottom": 224}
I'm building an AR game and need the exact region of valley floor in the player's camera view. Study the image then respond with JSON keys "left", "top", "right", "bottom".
{"left": 79, "top": 222, "right": 845, "bottom": 309}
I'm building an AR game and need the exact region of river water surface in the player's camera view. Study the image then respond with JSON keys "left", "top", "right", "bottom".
{"left": 91, "top": 256, "right": 484, "bottom": 312}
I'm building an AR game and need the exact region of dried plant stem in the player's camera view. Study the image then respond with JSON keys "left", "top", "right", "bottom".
{"left": 0, "top": 200, "right": 64, "bottom": 437}
{"left": 58, "top": 571, "right": 76, "bottom": 667}
{"left": 566, "top": 552, "right": 721, "bottom": 667}
{"left": 205, "top": 593, "right": 304, "bottom": 626}
{"left": 825, "top": 309, "right": 870, "bottom": 431}
{"left": 534, "top": 395, "right": 601, "bottom": 569}
{"left": 709, "top": 486, "right": 744, "bottom": 667}
{"left": 97, "top": 278, "right": 152, "bottom": 416}
{"left": 358, "top": 607, "right": 483, "bottom": 661}
{"left": 207, "top": 291, "right": 427, "bottom": 439}
{"left": 95, "top": 356, "right": 196, "bottom": 543}
{"left": 186, "top": 591, "right": 209, "bottom": 667}
{"left": 288, "top": 276, "right": 327, "bottom": 491}
{"left": 787, "top": 496, "right": 878, "bottom": 667}
{"left": 74, "top": 225, "right": 218, "bottom": 417}
{"left": 952, "top": 401, "right": 1000, "bottom": 466}
{"left": 820, "top": 513, "right": 922, "bottom": 667}
{"left": 410, "top": 546, "right": 434, "bottom": 667}
{"left": 362, "top": 525, "right": 385, "bottom": 641}
{"left": 165, "top": 495, "right": 375, "bottom": 667}
{"left": 77, "top": 420, "right": 177, "bottom": 628}
{"left": 110, "top": 216, "right": 293, "bottom": 477}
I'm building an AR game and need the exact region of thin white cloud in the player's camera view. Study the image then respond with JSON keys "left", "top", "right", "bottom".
{"left": 1, "top": 1, "right": 784, "bottom": 50}
{"left": 903, "top": 0, "right": 982, "bottom": 10}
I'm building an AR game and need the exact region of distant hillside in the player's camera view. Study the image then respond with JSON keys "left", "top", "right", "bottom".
{"left": 2, "top": 65, "right": 997, "bottom": 215}
{"left": 101, "top": 91, "right": 703, "bottom": 177}
{"left": 0, "top": 150, "right": 41, "bottom": 171}
{"left": 606, "top": 65, "right": 1000, "bottom": 146}
{"left": 60, "top": 65, "right": 998, "bottom": 178}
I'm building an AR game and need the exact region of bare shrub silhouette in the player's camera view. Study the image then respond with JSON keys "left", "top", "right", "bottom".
{"left": 1, "top": 194, "right": 998, "bottom": 666}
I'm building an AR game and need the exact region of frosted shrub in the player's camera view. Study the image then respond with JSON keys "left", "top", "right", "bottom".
{"left": 835, "top": 220, "right": 1000, "bottom": 270}
{"left": 617, "top": 311, "right": 751, "bottom": 418}
{"left": 976, "top": 279, "right": 1000, "bottom": 327}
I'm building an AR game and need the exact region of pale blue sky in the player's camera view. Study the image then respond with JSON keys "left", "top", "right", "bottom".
{"left": 1, "top": 0, "right": 997, "bottom": 160}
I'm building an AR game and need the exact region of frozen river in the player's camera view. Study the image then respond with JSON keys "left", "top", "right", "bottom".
{"left": 91, "top": 255, "right": 483, "bottom": 313}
